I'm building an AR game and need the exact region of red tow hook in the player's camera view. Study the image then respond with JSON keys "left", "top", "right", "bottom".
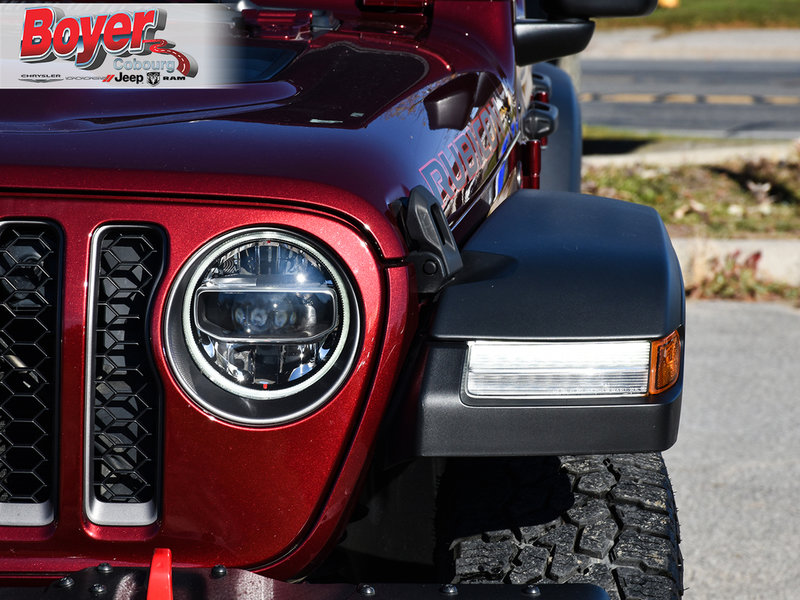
{"left": 146, "top": 548, "right": 174, "bottom": 600}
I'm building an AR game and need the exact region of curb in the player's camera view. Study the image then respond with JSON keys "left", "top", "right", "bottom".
{"left": 672, "top": 238, "right": 800, "bottom": 288}
{"left": 583, "top": 142, "right": 798, "bottom": 169}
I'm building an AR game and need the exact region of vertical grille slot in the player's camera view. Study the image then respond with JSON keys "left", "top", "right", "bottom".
{"left": 0, "top": 221, "right": 61, "bottom": 526}
{"left": 86, "top": 225, "right": 165, "bottom": 526}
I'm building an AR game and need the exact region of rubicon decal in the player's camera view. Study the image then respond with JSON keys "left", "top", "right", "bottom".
{"left": 419, "top": 92, "right": 513, "bottom": 216}
{"left": 2, "top": 4, "right": 230, "bottom": 88}
{"left": 19, "top": 7, "right": 196, "bottom": 77}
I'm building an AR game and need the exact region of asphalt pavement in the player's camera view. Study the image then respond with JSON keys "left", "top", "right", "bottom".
{"left": 580, "top": 28, "right": 800, "bottom": 139}
{"left": 580, "top": 59, "right": 800, "bottom": 139}
{"left": 666, "top": 300, "right": 800, "bottom": 600}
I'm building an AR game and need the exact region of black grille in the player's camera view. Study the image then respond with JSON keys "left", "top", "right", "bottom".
{"left": 0, "top": 222, "right": 61, "bottom": 505}
{"left": 90, "top": 227, "right": 164, "bottom": 504}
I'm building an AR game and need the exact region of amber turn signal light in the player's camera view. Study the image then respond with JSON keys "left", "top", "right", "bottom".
{"left": 649, "top": 331, "right": 681, "bottom": 395}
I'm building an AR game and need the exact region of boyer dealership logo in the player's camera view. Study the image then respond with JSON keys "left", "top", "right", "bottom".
{"left": 18, "top": 7, "right": 198, "bottom": 83}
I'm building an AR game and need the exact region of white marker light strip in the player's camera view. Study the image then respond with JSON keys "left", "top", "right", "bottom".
{"left": 466, "top": 341, "right": 651, "bottom": 398}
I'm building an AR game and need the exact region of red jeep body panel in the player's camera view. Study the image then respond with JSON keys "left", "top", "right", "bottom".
{"left": 0, "top": 192, "right": 409, "bottom": 575}
{"left": 0, "top": 0, "right": 519, "bottom": 579}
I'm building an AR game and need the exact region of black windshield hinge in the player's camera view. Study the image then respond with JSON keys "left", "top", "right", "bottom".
{"left": 394, "top": 186, "right": 463, "bottom": 296}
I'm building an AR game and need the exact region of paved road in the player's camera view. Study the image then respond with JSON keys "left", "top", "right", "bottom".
{"left": 583, "top": 60, "right": 800, "bottom": 97}
{"left": 665, "top": 301, "right": 800, "bottom": 600}
{"left": 580, "top": 59, "right": 800, "bottom": 138}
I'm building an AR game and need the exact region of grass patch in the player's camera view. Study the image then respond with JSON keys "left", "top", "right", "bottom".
{"left": 598, "top": 0, "right": 800, "bottom": 30}
{"left": 581, "top": 156, "right": 800, "bottom": 238}
{"left": 687, "top": 251, "right": 799, "bottom": 303}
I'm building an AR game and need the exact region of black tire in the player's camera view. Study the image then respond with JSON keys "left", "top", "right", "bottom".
{"left": 435, "top": 453, "right": 683, "bottom": 600}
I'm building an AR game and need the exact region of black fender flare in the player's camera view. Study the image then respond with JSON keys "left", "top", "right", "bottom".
{"left": 411, "top": 190, "right": 685, "bottom": 457}
{"left": 535, "top": 62, "right": 583, "bottom": 193}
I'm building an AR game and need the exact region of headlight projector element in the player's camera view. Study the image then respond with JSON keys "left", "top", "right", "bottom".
{"left": 165, "top": 228, "right": 360, "bottom": 426}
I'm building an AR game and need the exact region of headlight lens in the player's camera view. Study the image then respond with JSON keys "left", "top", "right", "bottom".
{"left": 165, "top": 228, "right": 359, "bottom": 425}
{"left": 185, "top": 235, "right": 348, "bottom": 397}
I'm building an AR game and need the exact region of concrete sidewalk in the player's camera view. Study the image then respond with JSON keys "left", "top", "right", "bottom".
{"left": 583, "top": 141, "right": 799, "bottom": 169}
{"left": 583, "top": 27, "right": 800, "bottom": 61}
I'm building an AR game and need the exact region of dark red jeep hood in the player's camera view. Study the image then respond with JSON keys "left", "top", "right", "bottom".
{"left": 1, "top": 4, "right": 518, "bottom": 235}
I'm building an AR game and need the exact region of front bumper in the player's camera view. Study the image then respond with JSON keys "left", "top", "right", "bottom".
{"left": 0, "top": 565, "right": 610, "bottom": 600}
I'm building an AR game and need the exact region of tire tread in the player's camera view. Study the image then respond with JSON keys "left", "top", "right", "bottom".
{"left": 436, "top": 453, "right": 683, "bottom": 600}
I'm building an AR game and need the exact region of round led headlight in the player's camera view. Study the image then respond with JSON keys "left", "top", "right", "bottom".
{"left": 164, "top": 228, "right": 360, "bottom": 426}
